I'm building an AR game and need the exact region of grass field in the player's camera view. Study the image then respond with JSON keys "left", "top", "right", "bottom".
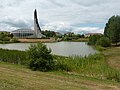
{"left": 103, "top": 47, "right": 120, "bottom": 70}
{"left": 0, "top": 47, "right": 120, "bottom": 90}
{"left": 0, "top": 62, "right": 120, "bottom": 90}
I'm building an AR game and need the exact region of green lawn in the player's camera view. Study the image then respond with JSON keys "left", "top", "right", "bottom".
{"left": 0, "top": 62, "right": 120, "bottom": 90}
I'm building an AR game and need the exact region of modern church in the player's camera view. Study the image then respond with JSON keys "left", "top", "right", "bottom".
{"left": 11, "top": 9, "right": 45, "bottom": 38}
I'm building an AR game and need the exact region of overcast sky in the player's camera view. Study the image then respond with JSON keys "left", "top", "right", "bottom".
{"left": 0, "top": 0, "right": 120, "bottom": 34}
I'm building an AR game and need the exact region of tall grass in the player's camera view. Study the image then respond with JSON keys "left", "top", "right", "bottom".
{"left": 54, "top": 54, "right": 120, "bottom": 82}
{"left": 0, "top": 48, "right": 28, "bottom": 65}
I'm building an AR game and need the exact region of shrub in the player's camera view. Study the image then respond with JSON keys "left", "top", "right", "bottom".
{"left": 10, "top": 38, "right": 19, "bottom": 43}
{"left": 27, "top": 43, "right": 54, "bottom": 71}
{"left": 88, "top": 35, "right": 103, "bottom": 45}
{"left": 0, "top": 33, "right": 10, "bottom": 41}
{"left": 96, "top": 37, "right": 111, "bottom": 47}
{"left": 54, "top": 54, "right": 105, "bottom": 72}
{"left": 95, "top": 46, "right": 106, "bottom": 51}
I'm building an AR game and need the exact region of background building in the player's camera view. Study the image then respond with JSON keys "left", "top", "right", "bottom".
{"left": 11, "top": 29, "right": 35, "bottom": 38}
{"left": 11, "top": 9, "right": 45, "bottom": 38}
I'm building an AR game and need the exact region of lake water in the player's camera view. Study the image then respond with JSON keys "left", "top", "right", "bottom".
{"left": 0, "top": 42, "right": 97, "bottom": 56}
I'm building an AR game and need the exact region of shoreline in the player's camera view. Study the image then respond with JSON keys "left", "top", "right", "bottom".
{"left": 0, "top": 38, "right": 58, "bottom": 44}
{"left": 18, "top": 38, "right": 89, "bottom": 43}
{"left": 18, "top": 38, "right": 57, "bottom": 43}
{"left": 0, "top": 38, "right": 89, "bottom": 44}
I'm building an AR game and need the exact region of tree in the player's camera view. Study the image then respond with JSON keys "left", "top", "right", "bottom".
{"left": 104, "top": 15, "right": 120, "bottom": 45}
{"left": 96, "top": 37, "right": 111, "bottom": 47}
{"left": 42, "top": 30, "right": 56, "bottom": 38}
{"left": 0, "top": 33, "right": 10, "bottom": 41}
{"left": 27, "top": 43, "right": 54, "bottom": 71}
{"left": 88, "top": 34, "right": 102, "bottom": 45}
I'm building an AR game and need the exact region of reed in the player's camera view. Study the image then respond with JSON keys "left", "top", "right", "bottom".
{"left": 0, "top": 48, "right": 28, "bottom": 65}
{"left": 54, "top": 54, "right": 120, "bottom": 82}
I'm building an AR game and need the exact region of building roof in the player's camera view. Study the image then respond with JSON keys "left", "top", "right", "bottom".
{"left": 11, "top": 29, "right": 35, "bottom": 33}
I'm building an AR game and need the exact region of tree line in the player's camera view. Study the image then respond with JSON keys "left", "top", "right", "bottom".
{"left": 104, "top": 15, "right": 120, "bottom": 45}
{"left": 88, "top": 15, "right": 120, "bottom": 47}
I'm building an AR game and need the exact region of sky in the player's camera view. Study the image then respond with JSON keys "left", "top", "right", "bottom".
{"left": 0, "top": 0, "right": 120, "bottom": 34}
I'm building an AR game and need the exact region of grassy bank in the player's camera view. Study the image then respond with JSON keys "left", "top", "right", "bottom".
{"left": 18, "top": 38, "right": 56, "bottom": 43}
{"left": 0, "top": 47, "right": 120, "bottom": 89}
{"left": 63, "top": 38, "right": 89, "bottom": 42}
{"left": 0, "top": 62, "right": 120, "bottom": 90}
{"left": 103, "top": 47, "right": 120, "bottom": 70}
{"left": 0, "top": 48, "right": 28, "bottom": 65}
{"left": 0, "top": 41, "right": 19, "bottom": 44}
{"left": 0, "top": 48, "right": 120, "bottom": 82}
{"left": 54, "top": 54, "right": 120, "bottom": 82}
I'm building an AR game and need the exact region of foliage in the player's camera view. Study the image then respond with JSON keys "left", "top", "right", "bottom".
{"left": 10, "top": 38, "right": 19, "bottom": 43}
{"left": 104, "top": 15, "right": 120, "bottom": 45}
{"left": 63, "top": 37, "right": 72, "bottom": 41}
{"left": 0, "top": 48, "right": 27, "bottom": 65}
{"left": 95, "top": 46, "right": 106, "bottom": 51}
{"left": 0, "top": 32, "right": 14, "bottom": 42}
{"left": 96, "top": 37, "right": 111, "bottom": 47}
{"left": 54, "top": 54, "right": 120, "bottom": 82}
{"left": 62, "top": 33, "right": 85, "bottom": 41}
{"left": 42, "top": 30, "right": 56, "bottom": 38}
{"left": 0, "top": 34, "right": 10, "bottom": 41}
{"left": 88, "top": 34, "right": 103, "bottom": 45}
{"left": 54, "top": 54, "right": 105, "bottom": 72}
{"left": 27, "top": 43, "right": 54, "bottom": 71}
{"left": 88, "top": 35, "right": 111, "bottom": 47}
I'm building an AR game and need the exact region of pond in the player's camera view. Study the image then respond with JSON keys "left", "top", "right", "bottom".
{"left": 0, "top": 42, "right": 97, "bottom": 56}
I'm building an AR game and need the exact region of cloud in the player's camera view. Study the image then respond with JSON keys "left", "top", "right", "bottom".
{"left": 42, "top": 21, "right": 104, "bottom": 34}
{"left": 73, "top": 27, "right": 104, "bottom": 34}
{"left": 0, "top": 0, "right": 24, "bottom": 8}
{"left": 0, "top": 0, "right": 120, "bottom": 33}
{"left": 0, "top": 16, "right": 33, "bottom": 30}
{"left": 42, "top": 22, "right": 72, "bottom": 33}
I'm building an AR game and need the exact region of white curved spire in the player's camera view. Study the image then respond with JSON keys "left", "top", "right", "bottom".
{"left": 34, "top": 9, "right": 45, "bottom": 38}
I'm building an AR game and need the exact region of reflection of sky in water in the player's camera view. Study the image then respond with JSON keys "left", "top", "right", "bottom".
{"left": 0, "top": 42, "right": 97, "bottom": 57}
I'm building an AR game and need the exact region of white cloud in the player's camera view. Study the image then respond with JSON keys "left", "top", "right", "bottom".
{"left": 0, "top": 0, "right": 120, "bottom": 33}
{"left": 73, "top": 27, "right": 104, "bottom": 34}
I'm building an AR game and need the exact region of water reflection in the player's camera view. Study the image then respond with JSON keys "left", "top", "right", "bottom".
{"left": 0, "top": 42, "right": 97, "bottom": 56}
